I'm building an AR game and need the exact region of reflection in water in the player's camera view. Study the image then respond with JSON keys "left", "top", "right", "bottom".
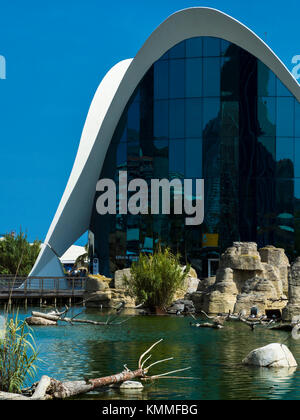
{"left": 8, "top": 308, "right": 300, "bottom": 400}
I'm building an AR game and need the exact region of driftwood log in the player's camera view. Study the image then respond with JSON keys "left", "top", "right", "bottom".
{"left": 26, "top": 302, "right": 143, "bottom": 327}
{"left": 0, "top": 339, "right": 191, "bottom": 400}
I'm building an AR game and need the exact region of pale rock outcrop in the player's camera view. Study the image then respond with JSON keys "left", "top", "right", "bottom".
{"left": 114, "top": 268, "right": 131, "bottom": 289}
{"left": 189, "top": 242, "right": 289, "bottom": 315}
{"left": 84, "top": 289, "right": 136, "bottom": 308}
{"left": 282, "top": 258, "right": 300, "bottom": 321}
{"left": 242, "top": 343, "right": 297, "bottom": 368}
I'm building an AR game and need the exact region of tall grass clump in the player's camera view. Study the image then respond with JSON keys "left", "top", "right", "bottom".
{"left": 0, "top": 314, "right": 39, "bottom": 393}
{"left": 124, "top": 247, "right": 190, "bottom": 310}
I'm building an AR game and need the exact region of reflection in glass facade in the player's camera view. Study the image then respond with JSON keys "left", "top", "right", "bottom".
{"left": 89, "top": 36, "right": 300, "bottom": 278}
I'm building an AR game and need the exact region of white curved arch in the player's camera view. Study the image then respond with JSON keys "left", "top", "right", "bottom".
{"left": 30, "top": 7, "right": 300, "bottom": 277}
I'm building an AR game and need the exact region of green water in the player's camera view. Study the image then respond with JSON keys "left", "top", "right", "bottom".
{"left": 3, "top": 307, "right": 300, "bottom": 400}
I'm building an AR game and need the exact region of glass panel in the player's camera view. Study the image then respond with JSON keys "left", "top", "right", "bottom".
{"left": 127, "top": 101, "right": 140, "bottom": 142}
{"left": 154, "top": 100, "right": 168, "bottom": 139}
{"left": 221, "top": 102, "right": 239, "bottom": 137}
{"left": 276, "top": 138, "right": 294, "bottom": 178}
{"left": 276, "top": 179, "right": 294, "bottom": 216}
{"left": 296, "top": 100, "right": 300, "bottom": 137}
{"left": 221, "top": 56, "right": 239, "bottom": 100}
{"left": 185, "top": 98, "right": 202, "bottom": 137}
{"left": 116, "top": 142, "right": 127, "bottom": 169}
{"left": 257, "top": 61, "right": 276, "bottom": 96}
{"left": 295, "top": 139, "right": 300, "bottom": 178}
{"left": 154, "top": 61, "right": 169, "bottom": 100}
{"left": 186, "top": 37, "right": 202, "bottom": 57}
{"left": 203, "top": 57, "right": 220, "bottom": 97}
{"left": 203, "top": 98, "right": 220, "bottom": 137}
{"left": 185, "top": 138, "right": 202, "bottom": 178}
{"left": 220, "top": 40, "right": 230, "bottom": 56}
{"left": 185, "top": 58, "right": 202, "bottom": 97}
{"left": 169, "top": 41, "right": 185, "bottom": 59}
{"left": 276, "top": 97, "right": 294, "bottom": 137}
{"left": 169, "top": 59, "right": 185, "bottom": 98}
{"left": 169, "top": 139, "right": 185, "bottom": 177}
{"left": 203, "top": 37, "right": 220, "bottom": 57}
{"left": 169, "top": 99, "right": 185, "bottom": 138}
{"left": 277, "top": 78, "right": 293, "bottom": 97}
{"left": 258, "top": 97, "right": 276, "bottom": 137}
{"left": 295, "top": 179, "right": 300, "bottom": 216}
{"left": 258, "top": 137, "right": 275, "bottom": 159}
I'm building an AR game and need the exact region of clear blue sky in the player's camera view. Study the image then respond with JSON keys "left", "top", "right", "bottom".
{"left": 0, "top": 0, "right": 299, "bottom": 246}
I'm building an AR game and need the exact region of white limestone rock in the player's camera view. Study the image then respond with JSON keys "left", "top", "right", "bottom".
{"left": 242, "top": 343, "right": 297, "bottom": 368}
{"left": 119, "top": 381, "right": 144, "bottom": 390}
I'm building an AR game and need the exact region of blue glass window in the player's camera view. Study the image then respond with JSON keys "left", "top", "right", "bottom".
{"left": 276, "top": 97, "right": 294, "bottom": 137}
{"left": 258, "top": 97, "right": 276, "bottom": 137}
{"left": 186, "top": 37, "right": 202, "bottom": 57}
{"left": 154, "top": 100, "right": 168, "bottom": 139}
{"left": 185, "top": 139, "right": 202, "bottom": 178}
{"left": 295, "top": 140, "right": 300, "bottom": 178}
{"left": 203, "top": 98, "right": 220, "bottom": 136}
{"left": 169, "top": 139, "right": 185, "bottom": 177}
{"left": 277, "top": 79, "right": 293, "bottom": 97}
{"left": 169, "top": 60, "right": 185, "bottom": 98}
{"left": 295, "top": 100, "right": 300, "bottom": 137}
{"left": 203, "top": 37, "right": 220, "bottom": 57}
{"left": 185, "top": 58, "right": 202, "bottom": 97}
{"left": 258, "top": 61, "right": 276, "bottom": 97}
{"left": 154, "top": 61, "right": 169, "bottom": 99}
{"left": 127, "top": 101, "right": 140, "bottom": 142}
{"left": 169, "top": 41, "right": 185, "bottom": 59}
{"left": 276, "top": 138, "right": 294, "bottom": 178}
{"left": 203, "top": 57, "right": 220, "bottom": 96}
{"left": 185, "top": 99, "right": 202, "bottom": 137}
{"left": 169, "top": 99, "right": 185, "bottom": 138}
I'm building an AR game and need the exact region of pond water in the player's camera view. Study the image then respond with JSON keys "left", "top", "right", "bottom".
{"left": 3, "top": 306, "right": 300, "bottom": 400}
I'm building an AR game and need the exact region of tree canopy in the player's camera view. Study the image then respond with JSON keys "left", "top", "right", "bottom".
{"left": 0, "top": 231, "right": 41, "bottom": 276}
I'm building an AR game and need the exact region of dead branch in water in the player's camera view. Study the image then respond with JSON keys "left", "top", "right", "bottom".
{"left": 0, "top": 339, "right": 192, "bottom": 400}
{"left": 27, "top": 301, "right": 144, "bottom": 327}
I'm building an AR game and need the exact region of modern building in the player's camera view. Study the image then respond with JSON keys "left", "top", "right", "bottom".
{"left": 30, "top": 7, "right": 300, "bottom": 280}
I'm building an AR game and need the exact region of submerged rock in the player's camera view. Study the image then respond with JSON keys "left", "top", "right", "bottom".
{"left": 119, "top": 381, "right": 144, "bottom": 390}
{"left": 242, "top": 343, "right": 297, "bottom": 368}
{"left": 25, "top": 316, "right": 57, "bottom": 326}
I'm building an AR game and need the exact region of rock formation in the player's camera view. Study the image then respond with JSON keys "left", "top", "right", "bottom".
{"left": 84, "top": 274, "right": 136, "bottom": 308}
{"left": 188, "top": 242, "right": 289, "bottom": 316}
{"left": 242, "top": 343, "right": 297, "bottom": 368}
{"left": 282, "top": 257, "right": 300, "bottom": 321}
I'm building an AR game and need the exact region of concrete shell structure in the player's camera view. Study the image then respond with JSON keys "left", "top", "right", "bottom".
{"left": 30, "top": 7, "right": 300, "bottom": 278}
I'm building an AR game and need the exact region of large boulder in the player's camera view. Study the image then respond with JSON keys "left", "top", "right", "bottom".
{"left": 84, "top": 289, "right": 136, "bottom": 308}
{"left": 259, "top": 246, "right": 290, "bottom": 295}
{"left": 220, "top": 242, "right": 263, "bottom": 271}
{"left": 282, "top": 258, "right": 300, "bottom": 321}
{"left": 242, "top": 343, "right": 297, "bottom": 368}
{"left": 114, "top": 268, "right": 131, "bottom": 290}
{"left": 191, "top": 242, "right": 289, "bottom": 315}
{"left": 85, "top": 275, "right": 110, "bottom": 292}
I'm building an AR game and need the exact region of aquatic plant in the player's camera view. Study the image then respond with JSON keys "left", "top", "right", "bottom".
{"left": 0, "top": 314, "right": 39, "bottom": 393}
{"left": 124, "top": 247, "right": 190, "bottom": 310}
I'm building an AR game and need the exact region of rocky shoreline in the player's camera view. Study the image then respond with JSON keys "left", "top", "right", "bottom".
{"left": 83, "top": 242, "right": 300, "bottom": 321}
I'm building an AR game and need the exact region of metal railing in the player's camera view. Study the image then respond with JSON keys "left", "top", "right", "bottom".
{"left": 0, "top": 276, "right": 86, "bottom": 296}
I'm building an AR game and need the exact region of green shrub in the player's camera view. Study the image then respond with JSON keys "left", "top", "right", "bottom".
{"left": 0, "top": 314, "right": 39, "bottom": 393}
{"left": 124, "top": 247, "right": 190, "bottom": 310}
{"left": 0, "top": 230, "right": 41, "bottom": 276}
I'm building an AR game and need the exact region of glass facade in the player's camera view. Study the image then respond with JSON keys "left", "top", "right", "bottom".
{"left": 89, "top": 36, "right": 300, "bottom": 278}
